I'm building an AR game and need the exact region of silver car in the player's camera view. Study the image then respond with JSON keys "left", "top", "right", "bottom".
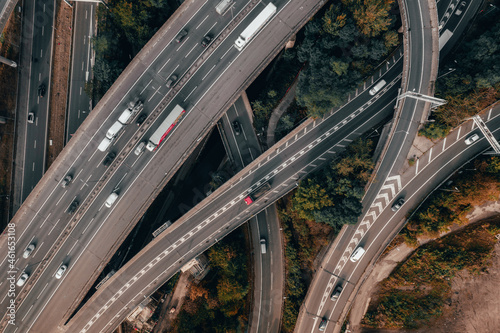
{"left": 55, "top": 264, "right": 67, "bottom": 279}
{"left": 23, "top": 244, "right": 36, "bottom": 258}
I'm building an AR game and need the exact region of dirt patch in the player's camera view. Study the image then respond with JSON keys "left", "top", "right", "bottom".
{"left": 0, "top": 6, "right": 21, "bottom": 229}
{"left": 46, "top": 0, "right": 73, "bottom": 169}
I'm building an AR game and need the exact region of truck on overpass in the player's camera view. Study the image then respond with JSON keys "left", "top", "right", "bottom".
{"left": 234, "top": 2, "right": 277, "bottom": 51}
{"left": 146, "top": 105, "right": 185, "bottom": 151}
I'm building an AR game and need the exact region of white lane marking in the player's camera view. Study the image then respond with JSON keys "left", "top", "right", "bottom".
{"left": 202, "top": 65, "right": 216, "bottom": 81}
{"left": 47, "top": 219, "right": 60, "bottom": 236}
{"left": 184, "top": 44, "right": 197, "bottom": 58}
{"left": 183, "top": 86, "right": 197, "bottom": 102}
{"left": 140, "top": 79, "right": 153, "bottom": 95}
{"left": 37, "top": 283, "right": 49, "bottom": 300}
{"left": 158, "top": 58, "right": 170, "bottom": 73}
{"left": 39, "top": 213, "right": 51, "bottom": 229}
{"left": 195, "top": 14, "right": 209, "bottom": 29}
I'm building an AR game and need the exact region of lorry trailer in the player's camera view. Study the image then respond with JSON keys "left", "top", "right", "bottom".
{"left": 146, "top": 105, "right": 185, "bottom": 151}
{"left": 234, "top": 3, "right": 277, "bottom": 51}
{"left": 244, "top": 182, "right": 271, "bottom": 205}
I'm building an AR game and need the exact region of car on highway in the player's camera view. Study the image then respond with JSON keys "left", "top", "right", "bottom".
{"left": 464, "top": 133, "right": 479, "bottom": 145}
{"left": 350, "top": 246, "right": 365, "bottom": 262}
{"left": 201, "top": 35, "right": 212, "bottom": 47}
{"left": 330, "top": 284, "right": 342, "bottom": 301}
{"left": 232, "top": 120, "right": 241, "bottom": 135}
{"left": 67, "top": 200, "right": 79, "bottom": 215}
{"left": 61, "top": 175, "right": 72, "bottom": 188}
{"left": 134, "top": 142, "right": 146, "bottom": 155}
{"left": 27, "top": 112, "right": 35, "bottom": 123}
{"left": 105, "top": 192, "right": 119, "bottom": 208}
{"left": 23, "top": 244, "right": 36, "bottom": 258}
{"left": 166, "top": 75, "right": 178, "bottom": 88}
{"left": 102, "top": 152, "right": 116, "bottom": 167}
{"left": 455, "top": 1, "right": 466, "bottom": 15}
{"left": 136, "top": 113, "right": 147, "bottom": 126}
{"left": 260, "top": 238, "right": 267, "bottom": 254}
{"left": 38, "top": 84, "right": 46, "bottom": 97}
{"left": 16, "top": 272, "right": 29, "bottom": 287}
{"left": 175, "top": 29, "right": 188, "bottom": 43}
{"left": 391, "top": 197, "right": 405, "bottom": 212}
{"left": 55, "top": 264, "right": 67, "bottom": 279}
{"left": 318, "top": 318, "right": 327, "bottom": 331}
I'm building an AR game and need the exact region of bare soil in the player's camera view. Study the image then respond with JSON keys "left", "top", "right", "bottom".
{"left": 0, "top": 7, "right": 21, "bottom": 229}
{"left": 46, "top": 0, "right": 73, "bottom": 169}
{"left": 350, "top": 207, "right": 500, "bottom": 333}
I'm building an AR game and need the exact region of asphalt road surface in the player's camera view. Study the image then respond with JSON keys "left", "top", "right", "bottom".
{"left": 0, "top": 0, "right": 326, "bottom": 331}
{"left": 20, "top": 0, "right": 56, "bottom": 202}
{"left": 66, "top": 2, "right": 95, "bottom": 143}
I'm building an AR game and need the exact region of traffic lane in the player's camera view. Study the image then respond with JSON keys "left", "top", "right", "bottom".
{"left": 257, "top": 206, "right": 283, "bottom": 333}
{"left": 69, "top": 82, "right": 402, "bottom": 333}
{"left": 22, "top": 0, "right": 55, "bottom": 200}
{"left": 67, "top": 2, "right": 95, "bottom": 141}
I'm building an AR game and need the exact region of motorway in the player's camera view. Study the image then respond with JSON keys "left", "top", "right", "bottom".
{"left": 1, "top": 0, "right": 487, "bottom": 332}
{"left": 19, "top": 0, "right": 56, "bottom": 202}
{"left": 64, "top": 51, "right": 405, "bottom": 332}
{"left": 66, "top": 2, "right": 95, "bottom": 143}
{"left": 0, "top": 0, "right": 325, "bottom": 331}
{"left": 219, "top": 95, "right": 284, "bottom": 332}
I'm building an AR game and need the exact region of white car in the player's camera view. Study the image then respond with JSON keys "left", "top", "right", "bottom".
{"left": 16, "top": 272, "right": 29, "bottom": 287}
{"left": 350, "top": 247, "right": 365, "bottom": 262}
{"left": 55, "top": 264, "right": 67, "bottom": 279}
{"left": 464, "top": 133, "right": 479, "bottom": 145}
{"left": 27, "top": 112, "right": 35, "bottom": 123}
{"left": 23, "top": 244, "right": 35, "bottom": 258}
{"left": 455, "top": 1, "right": 466, "bottom": 15}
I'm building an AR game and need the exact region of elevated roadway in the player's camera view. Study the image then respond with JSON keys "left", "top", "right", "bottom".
{"left": 0, "top": 0, "right": 328, "bottom": 331}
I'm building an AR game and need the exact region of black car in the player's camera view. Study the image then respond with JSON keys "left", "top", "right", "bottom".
{"left": 391, "top": 197, "right": 405, "bottom": 212}
{"left": 175, "top": 29, "right": 188, "bottom": 43}
{"left": 330, "top": 285, "right": 342, "bottom": 301}
{"left": 232, "top": 120, "right": 241, "bottom": 135}
{"left": 67, "top": 200, "right": 79, "bottom": 215}
{"left": 201, "top": 35, "right": 212, "bottom": 47}
{"left": 136, "top": 114, "right": 147, "bottom": 126}
{"left": 38, "top": 84, "right": 46, "bottom": 97}
{"left": 166, "top": 75, "right": 178, "bottom": 88}
{"left": 102, "top": 152, "right": 116, "bottom": 167}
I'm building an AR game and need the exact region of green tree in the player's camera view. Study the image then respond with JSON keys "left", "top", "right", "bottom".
{"left": 323, "top": 4, "right": 347, "bottom": 36}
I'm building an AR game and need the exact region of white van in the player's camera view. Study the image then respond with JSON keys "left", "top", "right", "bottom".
{"left": 369, "top": 80, "right": 386, "bottom": 95}
{"left": 260, "top": 239, "right": 267, "bottom": 254}
{"left": 350, "top": 246, "right": 365, "bottom": 262}
{"left": 105, "top": 192, "right": 119, "bottom": 208}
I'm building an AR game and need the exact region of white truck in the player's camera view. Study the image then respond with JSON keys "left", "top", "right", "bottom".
{"left": 98, "top": 100, "right": 144, "bottom": 152}
{"left": 98, "top": 121, "right": 123, "bottom": 152}
{"left": 439, "top": 29, "right": 453, "bottom": 51}
{"left": 234, "top": 3, "right": 277, "bottom": 51}
{"left": 146, "top": 105, "right": 185, "bottom": 151}
{"left": 215, "top": 0, "right": 233, "bottom": 15}
{"left": 118, "top": 100, "right": 143, "bottom": 124}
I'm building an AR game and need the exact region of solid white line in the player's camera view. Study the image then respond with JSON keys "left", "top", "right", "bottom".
{"left": 205, "top": 21, "right": 217, "bottom": 35}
